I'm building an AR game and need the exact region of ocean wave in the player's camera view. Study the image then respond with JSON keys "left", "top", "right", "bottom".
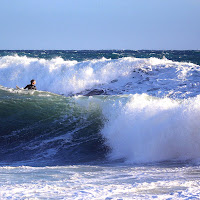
{"left": 1, "top": 89, "right": 200, "bottom": 165}
{"left": 0, "top": 90, "right": 108, "bottom": 165}
{"left": 0, "top": 55, "right": 199, "bottom": 98}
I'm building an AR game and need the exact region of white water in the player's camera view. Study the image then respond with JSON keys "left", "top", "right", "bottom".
{"left": 69, "top": 93, "right": 200, "bottom": 164}
{"left": 0, "top": 55, "right": 199, "bottom": 97}
{"left": 100, "top": 94, "right": 200, "bottom": 163}
{"left": 0, "top": 165, "right": 200, "bottom": 199}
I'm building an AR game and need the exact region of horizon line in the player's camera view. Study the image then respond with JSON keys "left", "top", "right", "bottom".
{"left": 0, "top": 49, "right": 199, "bottom": 51}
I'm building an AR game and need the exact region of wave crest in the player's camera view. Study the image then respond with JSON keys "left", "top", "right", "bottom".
{"left": 0, "top": 55, "right": 199, "bottom": 97}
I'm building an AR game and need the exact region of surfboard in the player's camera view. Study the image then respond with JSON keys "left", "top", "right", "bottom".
{"left": 16, "top": 85, "right": 21, "bottom": 89}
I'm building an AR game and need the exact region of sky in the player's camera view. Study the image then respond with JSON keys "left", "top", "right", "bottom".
{"left": 0, "top": 0, "right": 199, "bottom": 50}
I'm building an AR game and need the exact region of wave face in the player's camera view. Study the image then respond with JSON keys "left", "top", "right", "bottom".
{"left": 0, "top": 54, "right": 200, "bottom": 98}
{"left": 0, "top": 89, "right": 108, "bottom": 166}
{"left": 1, "top": 87, "right": 200, "bottom": 165}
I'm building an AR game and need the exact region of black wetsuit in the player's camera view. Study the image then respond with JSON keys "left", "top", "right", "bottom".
{"left": 24, "top": 84, "right": 37, "bottom": 90}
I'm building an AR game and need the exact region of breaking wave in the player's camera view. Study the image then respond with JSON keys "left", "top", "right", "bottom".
{"left": 1, "top": 87, "right": 200, "bottom": 165}
{"left": 0, "top": 55, "right": 200, "bottom": 98}
{"left": 102, "top": 94, "right": 200, "bottom": 163}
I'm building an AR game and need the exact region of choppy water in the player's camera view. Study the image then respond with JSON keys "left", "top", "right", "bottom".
{"left": 0, "top": 50, "right": 200, "bottom": 199}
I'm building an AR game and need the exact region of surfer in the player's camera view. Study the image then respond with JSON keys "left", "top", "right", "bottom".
{"left": 24, "top": 79, "right": 37, "bottom": 90}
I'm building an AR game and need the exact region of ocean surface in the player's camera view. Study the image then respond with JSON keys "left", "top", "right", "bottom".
{"left": 0, "top": 50, "right": 200, "bottom": 199}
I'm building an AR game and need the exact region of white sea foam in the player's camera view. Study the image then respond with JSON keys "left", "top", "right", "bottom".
{"left": 0, "top": 55, "right": 199, "bottom": 97}
{"left": 101, "top": 94, "right": 200, "bottom": 163}
{"left": 70, "top": 94, "right": 200, "bottom": 163}
{"left": 0, "top": 165, "right": 200, "bottom": 199}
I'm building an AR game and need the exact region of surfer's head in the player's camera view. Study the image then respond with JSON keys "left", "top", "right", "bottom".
{"left": 31, "top": 79, "right": 36, "bottom": 85}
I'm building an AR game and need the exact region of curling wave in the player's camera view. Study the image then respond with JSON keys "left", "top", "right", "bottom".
{"left": 0, "top": 88, "right": 108, "bottom": 166}
{"left": 1, "top": 87, "right": 200, "bottom": 165}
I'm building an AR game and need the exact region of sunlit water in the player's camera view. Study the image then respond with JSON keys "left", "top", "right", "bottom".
{"left": 0, "top": 50, "right": 200, "bottom": 199}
